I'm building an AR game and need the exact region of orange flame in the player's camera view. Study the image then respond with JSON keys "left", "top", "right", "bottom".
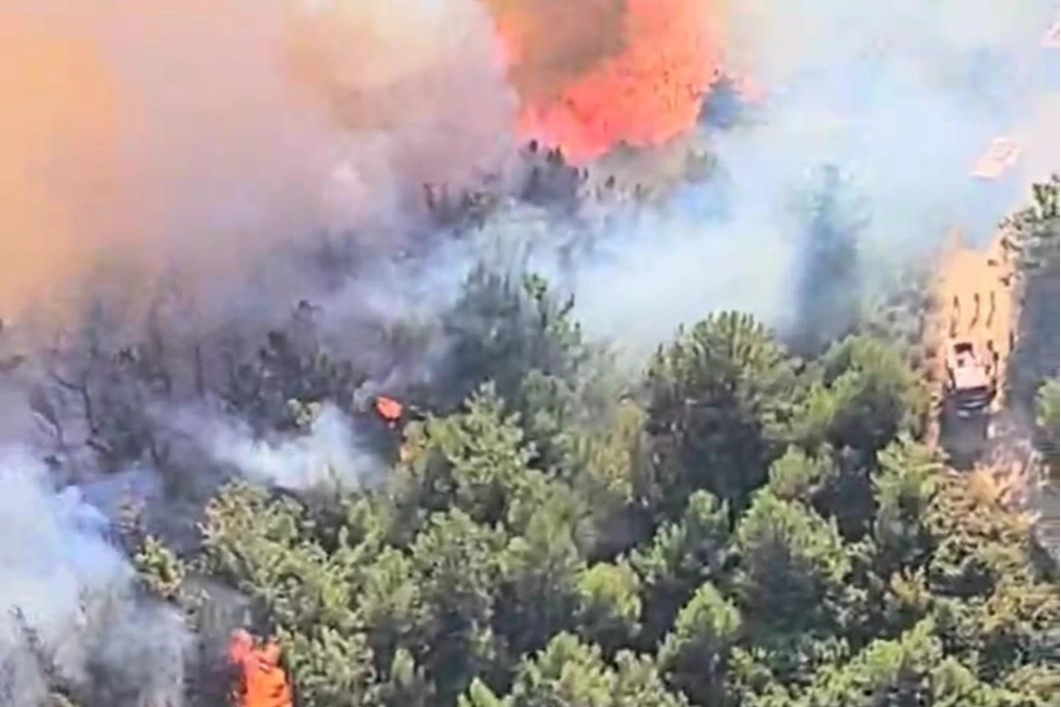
{"left": 486, "top": 0, "right": 725, "bottom": 163}
{"left": 228, "top": 630, "right": 292, "bottom": 707}
{"left": 375, "top": 395, "right": 404, "bottom": 423}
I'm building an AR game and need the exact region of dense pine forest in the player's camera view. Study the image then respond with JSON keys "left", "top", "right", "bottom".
{"left": 68, "top": 176, "right": 1055, "bottom": 707}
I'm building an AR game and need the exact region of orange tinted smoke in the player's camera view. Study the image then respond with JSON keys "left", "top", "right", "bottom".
{"left": 0, "top": 15, "right": 126, "bottom": 317}
{"left": 375, "top": 395, "right": 404, "bottom": 423}
{"left": 482, "top": 0, "right": 628, "bottom": 103}
{"left": 486, "top": 0, "right": 725, "bottom": 163}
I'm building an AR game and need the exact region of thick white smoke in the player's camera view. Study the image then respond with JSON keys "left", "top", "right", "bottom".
{"left": 555, "top": 0, "right": 1059, "bottom": 354}
{"left": 201, "top": 404, "right": 379, "bottom": 491}
{"left": 0, "top": 450, "right": 190, "bottom": 707}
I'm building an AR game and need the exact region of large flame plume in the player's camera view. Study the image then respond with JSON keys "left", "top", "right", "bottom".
{"left": 484, "top": 0, "right": 726, "bottom": 163}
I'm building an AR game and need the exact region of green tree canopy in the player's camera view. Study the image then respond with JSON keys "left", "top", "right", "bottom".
{"left": 645, "top": 311, "right": 799, "bottom": 511}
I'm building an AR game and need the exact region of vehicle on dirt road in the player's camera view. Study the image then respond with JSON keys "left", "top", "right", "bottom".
{"left": 941, "top": 338, "right": 999, "bottom": 466}
{"left": 943, "top": 339, "right": 999, "bottom": 416}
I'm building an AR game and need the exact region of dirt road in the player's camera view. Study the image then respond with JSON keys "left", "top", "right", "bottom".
{"left": 924, "top": 227, "right": 1059, "bottom": 557}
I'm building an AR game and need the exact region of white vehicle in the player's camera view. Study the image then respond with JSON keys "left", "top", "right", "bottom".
{"left": 943, "top": 339, "right": 998, "bottom": 418}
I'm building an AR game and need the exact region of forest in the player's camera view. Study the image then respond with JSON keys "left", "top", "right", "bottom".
{"left": 43, "top": 174, "right": 1047, "bottom": 707}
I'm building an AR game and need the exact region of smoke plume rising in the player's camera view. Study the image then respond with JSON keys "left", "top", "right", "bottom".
{"left": 1, "top": 0, "right": 1056, "bottom": 341}
{"left": 201, "top": 404, "right": 379, "bottom": 491}
{"left": 0, "top": 0, "right": 514, "bottom": 322}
